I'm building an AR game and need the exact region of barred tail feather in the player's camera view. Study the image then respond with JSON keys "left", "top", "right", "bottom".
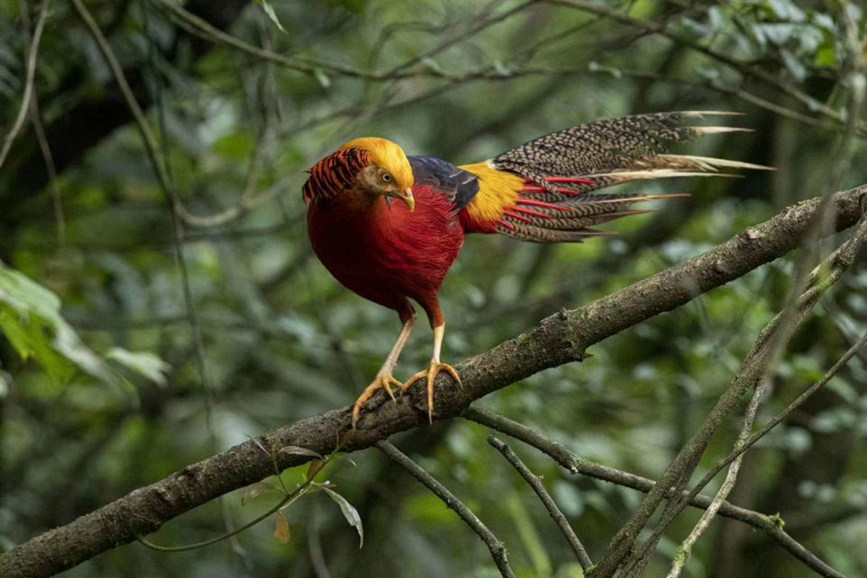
{"left": 504, "top": 225, "right": 618, "bottom": 243}
{"left": 460, "top": 111, "right": 771, "bottom": 242}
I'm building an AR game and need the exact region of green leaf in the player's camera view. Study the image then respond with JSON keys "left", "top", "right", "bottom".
{"left": 313, "top": 69, "right": 331, "bottom": 89}
{"left": 0, "top": 261, "right": 61, "bottom": 319}
{"left": 780, "top": 48, "right": 806, "bottom": 81}
{"left": 255, "top": 0, "right": 286, "bottom": 33}
{"left": 420, "top": 57, "right": 443, "bottom": 73}
{"left": 765, "top": 0, "right": 805, "bottom": 22}
{"left": 587, "top": 61, "right": 623, "bottom": 79}
{"left": 814, "top": 45, "right": 837, "bottom": 68}
{"left": 0, "top": 264, "right": 78, "bottom": 382}
{"left": 54, "top": 322, "right": 114, "bottom": 384}
{"left": 0, "top": 308, "right": 75, "bottom": 382}
{"left": 212, "top": 131, "right": 255, "bottom": 161}
{"left": 0, "top": 261, "right": 145, "bottom": 391}
{"left": 106, "top": 348, "right": 171, "bottom": 386}
{"left": 324, "top": 487, "right": 363, "bottom": 547}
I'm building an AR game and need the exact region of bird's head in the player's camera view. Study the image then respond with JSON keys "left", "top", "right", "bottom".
{"left": 339, "top": 137, "right": 415, "bottom": 211}
{"left": 302, "top": 137, "right": 416, "bottom": 210}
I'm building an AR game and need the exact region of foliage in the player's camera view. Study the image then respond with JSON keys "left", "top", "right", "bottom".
{"left": 0, "top": 260, "right": 167, "bottom": 389}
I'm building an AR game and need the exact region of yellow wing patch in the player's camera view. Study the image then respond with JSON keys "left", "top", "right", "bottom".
{"left": 459, "top": 161, "right": 524, "bottom": 223}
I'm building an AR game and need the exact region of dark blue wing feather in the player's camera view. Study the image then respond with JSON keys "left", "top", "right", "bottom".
{"left": 408, "top": 156, "right": 479, "bottom": 209}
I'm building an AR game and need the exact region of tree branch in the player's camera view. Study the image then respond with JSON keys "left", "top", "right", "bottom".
{"left": 612, "top": 202, "right": 867, "bottom": 577}
{"left": 376, "top": 441, "right": 514, "bottom": 577}
{"left": 0, "top": 186, "right": 864, "bottom": 577}
{"left": 487, "top": 436, "right": 593, "bottom": 570}
{"left": 463, "top": 407, "right": 844, "bottom": 578}
{"left": 666, "top": 379, "right": 767, "bottom": 578}
{"left": 0, "top": 0, "right": 49, "bottom": 169}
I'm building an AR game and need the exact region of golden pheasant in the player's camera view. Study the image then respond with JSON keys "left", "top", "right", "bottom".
{"left": 303, "top": 111, "right": 763, "bottom": 426}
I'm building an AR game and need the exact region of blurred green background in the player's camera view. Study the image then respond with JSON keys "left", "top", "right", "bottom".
{"left": 1, "top": 0, "right": 866, "bottom": 576}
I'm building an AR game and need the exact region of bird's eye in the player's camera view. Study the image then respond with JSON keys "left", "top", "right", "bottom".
{"left": 382, "top": 173, "right": 392, "bottom": 182}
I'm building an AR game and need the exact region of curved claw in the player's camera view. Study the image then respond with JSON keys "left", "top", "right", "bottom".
{"left": 352, "top": 374, "right": 405, "bottom": 428}
{"left": 403, "top": 362, "right": 462, "bottom": 423}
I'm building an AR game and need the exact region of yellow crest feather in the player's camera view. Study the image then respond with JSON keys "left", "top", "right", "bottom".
{"left": 340, "top": 137, "right": 414, "bottom": 191}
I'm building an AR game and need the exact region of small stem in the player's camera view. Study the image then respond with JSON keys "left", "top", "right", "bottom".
{"left": 463, "top": 407, "right": 843, "bottom": 578}
{"left": 488, "top": 436, "right": 593, "bottom": 570}
{"left": 376, "top": 440, "right": 515, "bottom": 578}
{"left": 0, "top": 0, "right": 50, "bottom": 169}
{"left": 666, "top": 379, "right": 767, "bottom": 578}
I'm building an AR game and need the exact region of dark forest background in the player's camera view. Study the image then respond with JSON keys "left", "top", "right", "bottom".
{"left": 1, "top": 1, "right": 866, "bottom": 576}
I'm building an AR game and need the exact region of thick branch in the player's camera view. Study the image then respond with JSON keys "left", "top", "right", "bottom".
{"left": 0, "top": 186, "right": 864, "bottom": 577}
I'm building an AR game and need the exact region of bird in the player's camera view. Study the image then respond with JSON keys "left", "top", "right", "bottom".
{"left": 303, "top": 111, "right": 766, "bottom": 427}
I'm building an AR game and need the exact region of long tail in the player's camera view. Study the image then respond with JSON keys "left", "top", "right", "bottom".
{"left": 458, "top": 111, "right": 771, "bottom": 242}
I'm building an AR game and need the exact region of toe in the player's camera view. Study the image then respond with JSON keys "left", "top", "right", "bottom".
{"left": 441, "top": 364, "right": 462, "bottom": 387}
{"left": 386, "top": 376, "right": 405, "bottom": 400}
{"left": 382, "top": 379, "right": 396, "bottom": 401}
{"left": 352, "top": 375, "right": 402, "bottom": 428}
{"left": 403, "top": 371, "right": 426, "bottom": 391}
{"left": 426, "top": 369, "right": 436, "bottom": 423}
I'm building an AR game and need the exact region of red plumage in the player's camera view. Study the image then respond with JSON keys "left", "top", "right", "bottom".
{"left": 308, "top": 183, "right": 463, "bottom": 327}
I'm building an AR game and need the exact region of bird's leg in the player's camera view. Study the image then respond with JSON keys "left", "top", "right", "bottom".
{"left": 404, "top": 323, "right": 462, "bottom": 423}
{"left": 352, "top": 316, "right": 415, "bottom": 427}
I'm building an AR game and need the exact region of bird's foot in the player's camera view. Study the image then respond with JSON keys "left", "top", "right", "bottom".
{"left": 352, "top": 373, "right": 404, "bottom": 428}
{"left": 403, "top": 362, "right": 462, "bottom": 423}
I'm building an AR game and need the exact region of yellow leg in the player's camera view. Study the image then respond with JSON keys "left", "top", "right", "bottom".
{"left": 404, "top": 323, "right": 462, "bottom": 423}
{"left": 352, "top": 317, "right": 415, "bottom": 427}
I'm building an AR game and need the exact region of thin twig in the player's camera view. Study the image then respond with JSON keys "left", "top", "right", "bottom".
{"left": 27, "top": 97, "right": 64, "bottom": 246}
{"left": 624, "top": 209, "right": 867, "bottom": 574}
{"left": 0, "top": 0, "right": 49, "bottom": 169}
{"left": 140, "top": 0, "right": 240, "bottom": 554}
{"left": 175, "top": 174, "right": 288, "bottom": 227}
{"left": 16, "top": 0, "right": 64, "bottom": 246}
{"left": 383, "top": 0, "right": 536, "bottom": 77}
{"left": 666, "top": 378, "right": 767, "bottom": 578}
{"left": 616, "top": 210, "right": 867, "bottom": 576}
{"left": 375, "top": 441, "right": 515, "bottom": 578}
{"left": 148, "top": 0, "right": 379, "bottom": 80}
{"left": 546, "top": 0, "right": 866, "bottom": 136}
{"left": 174, "top": 110, "right": 275, "bottom": 227}
{"left": 668, "top": 326, "right": 867, "bottom": 532}
{"left": 463, "top": 407, "right": 844, "bottom": 578}
{"left": 137, "top": 447, "right": 333, "bottom": 552}
{"left": 69, "top": 0, "right": 170, "bottom": 192}
{"left": 487, "top": 436, "right": 593, "bottom": 570}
